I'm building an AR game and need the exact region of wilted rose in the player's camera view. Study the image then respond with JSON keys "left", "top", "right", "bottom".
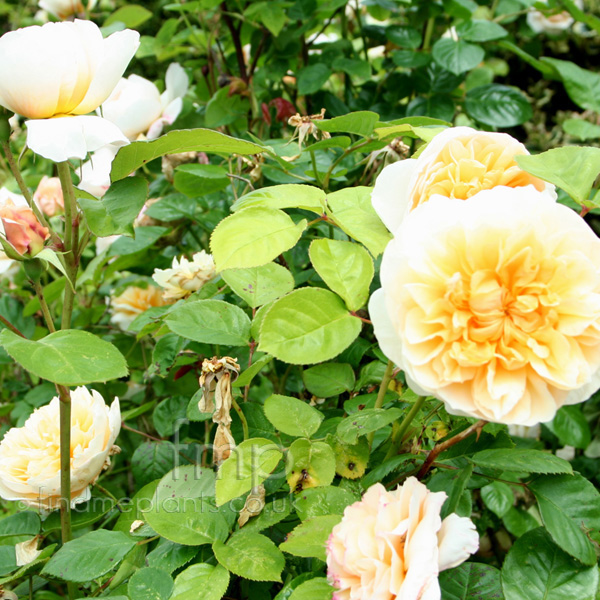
{"left": 0, "top": 20, "right": 139, "bottom": 161}
{"left": 0, "top": 387, "right": 120, "bottom": 511}
{"left": 33, "top": 176, "right": 64, "bottom": 217}
{"left": 369, "top": 186, "right": 600, "bottom": 426}
{"left": 371, "top": 126, "right": 555, "bottom": 234}
{"left": 327, "top": 477, "right": 478, "bottom": 600}
{"left": 152, "top": 251, "right": 216, "bottom": 301}
{"left": 110, "top": 285, "right": 168, "bottom": 331}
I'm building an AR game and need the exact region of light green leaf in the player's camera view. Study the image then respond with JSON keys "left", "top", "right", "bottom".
{"left": 36, "top": 249, "right": 74, "bottom": 291}
{"left": 231, "top": 184, "right": 326, "bottom": 213}
{"left": 173, "top": 164, "right": 230, "bottom": 197}
{"left": 327, "top": 434, "right": 369, "bottom": 479}
{"left": 242, "top": 497, "right": 292, "bottom": 533}
{"left": 315, "top": 111, "right": 379, "bottom": 137}
{"left": 111, "top": 129, "right": 265, "bottom": 181}
{"left": 293, "top": 486, "right": 356, "bottom": 521}
{"left": 326, "top": 187, "right": 392, "bottom": 257}
{"left": 337, "top": 407, "right": 403, "bottom": 445}
{"left": 78, "top": 177, "right": 148, "bottom": 238}
{"left": 216, "top": 438, "right": 283, "bottom": 506}
{"left": 165, "top": 299, "right": 251, "bottom": 346}
{"left": 108, "top": 226, "right": 169, "bottom": 256}
{"left": 211, "top": 207, "right": 307, "bottom": 271}
{"left": 280, "top": 515, "right": 341, "bottom": 560}
{"left": 233, "top": 354, "right": 274, "bottom": 388}
{"left": 501, "top": 528, "right": 598, "bottom": 600}
{"left": 222, "top": 263, "right": 294, "bottom": 308}
{"left": 289, "top": 578, "right": 334, "bottom": 600}
{"left": 541, "top": 57, "right": 600, "bottom": 113}
{"left": 146, "top": 541, "right": 199, "bottom": 575}
{"left": 516, "top": 146, "right": 600, "bottom": 206}
{"left": 258, "top": 288, "right": 362, "bottom": 364}
{"left": 286, "top": 438, "right": 336, "bottom": 491}
{"left": 104, "top": 4, "right": 153, "bottom": 27}
{"left": 303, "top": 363, "right": 355, "bottom": 397}
{"left": 432, "top": 38, "right": 485, "bottom": 75}
{"left": 213, "top": 531, "right": 285, "bottom": 582}
{"left": 171, "top": 563, "right": 230, "bottom": 600}
{"left": 455, "top": 19, "right": 508, "bottom": 42}
{"left": 264, "top": 394, "right": 324, "bottom": 437}
{"left": 470, "top": 449, "right": 572, "bottom": 475}
{"left": 309, "top": 239, "right": 373, "bottom": 310}
{"left": 563, "top": 118, "right": 600, "bottom": 141}
{"left": 439, "top": 563, "right": 503, "bottom": 600}
{"left": 42, "top": 530, "right": 135, "bottom": 582}
{"left": 128, "top": 567, "right": 174, "bottom": 600}
{"left": 0, "top": 329, "right": 128, "bottom": 385}
{"left": 297, "top": 64, "right": 332, "bottom": 95}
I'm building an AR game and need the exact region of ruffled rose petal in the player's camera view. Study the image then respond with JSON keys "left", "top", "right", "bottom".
{"left": 437, "top": 513, "right": 480, "bottom": 571}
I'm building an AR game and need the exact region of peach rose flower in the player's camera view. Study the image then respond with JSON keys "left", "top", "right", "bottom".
{"left": 110, "top": 285, "right": 168, "bottom": 331}
{"left": 0, "top": 387, "right": 120, "bottom": 511}
{"left": 327, "top": 477, "right": 479, "bottom": 600}
{"left": 371, "top": 126, "right": 555, "bottom": 234}
{"left": 369, "top": 186, "right": 600, "bottom": 426}
{"left": 33, "top": 176, "right": 64, "bottom": 217}
{"left": 152, "top": 251, "right": 216, "bottom": 301}
{"left": 0, "top": 199, "right": 49, "bottom": 256}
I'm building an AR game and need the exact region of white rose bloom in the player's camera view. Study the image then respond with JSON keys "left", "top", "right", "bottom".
{"left": 152, "top": 251, "right": 216, "bottom": 301}
{"left": 527, "top": 0, "right": 583, "bottom": 34}
{"left": 100, "top": 63, "right": 189, "bottom": 141}
{"left": 78, "top": 145, "right": 118, "bottom": 199}
{"left": 0, "top": 20, "right": 139, "bottom": 162}
{"left": 38, "top": 0, "right": 97, "bottom": 20}
{"left": 0, "top": 387, "right": 120, "bottom": 511}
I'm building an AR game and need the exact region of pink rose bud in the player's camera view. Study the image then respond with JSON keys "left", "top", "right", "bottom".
{"left": 33, "top": 176, "right": 64, "bottom": 217}
{"left": 0, "top": 200, "right": 49, "bottom": 256}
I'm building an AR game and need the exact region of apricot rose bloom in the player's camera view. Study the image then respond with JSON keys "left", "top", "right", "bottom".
{"left": 327, "top": 478, "right": 478, "bottom": 600}
{"left": 0, "top": 199, "right": 49, "bottom": 256}
{"left": 371, "top": 126, "right": 555, "bottom": 234}
{"left": 369, "top": 186, "right": 600, "bottom": 426}
{"left": 0, "top": 20, "right": 139, "bottom": 162}
{"left": 0, "top": 387, "right": 120, "bottom": 511}
{"left": 110, "top": 285, "right": 168, "bottom": 331}
{"left": 33, "top": 176, "right": 64, "bottom": 217}
{"left": 152, "top": 251, "right": 216, "bottom": 301}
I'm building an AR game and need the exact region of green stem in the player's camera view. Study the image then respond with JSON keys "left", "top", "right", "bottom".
{"left": 422, "top": 17, "right": 435, "bottom": 51}
{"left": 231, "top": 397, "right": 249, "bottom": 440}
{"left": 32, "top": 281, "right": 56, "bottom": 333}
{"left": 309, "top": 151, "right": 322, "bottom": 187}
{"left": 367, "top": 360, "right": 394, "bottom": 447}
{"left": 57, "top": 384, "right": 72, "bottom": 548}
{"left": 385, "top": 395, "right": 427, "bottom": 459}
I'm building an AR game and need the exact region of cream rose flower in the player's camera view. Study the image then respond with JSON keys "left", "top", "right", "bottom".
{"left": 100, "top": 63, "right": 188, "bottom": 141}
{"left": 327, "top": 478, "right": 479, "bottom": 600}
{"left": 110, "top": 285, "right": 168, "bottom": 331}
{"left": 152, "top": 251, "right": 216, "bottom": 301}
{"left": 38, "top": 0, "right": 97, "bottom": 19}
{"left": 33, "top": 176, "right": 64, "bottom": 217}
{"left": 0, "top": 20, "right": 139, "bottom": 162}
{"left": 0, "top": 387, "right": 120, "bottom": 511}
{"left": 527, "top": 0, "right": 583, "bottom": 34}
{"left": 371, "top": 126, "right": 555, "bottom": 234}
{"left": 369, "top": 186, "right": 600, "bottom": 426}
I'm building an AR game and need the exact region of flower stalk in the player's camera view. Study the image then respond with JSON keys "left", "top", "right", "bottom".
{"left": 367, "top": 360, "right": 394, "bottom": 447}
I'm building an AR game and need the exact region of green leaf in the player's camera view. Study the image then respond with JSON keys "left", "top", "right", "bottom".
{"left": 303, "top": 363, "right": 355, "bottom": 397}
{"left": 205, "top": 87, "right": 249, "bottom": 128}
{"left": 545, "top": 405, "right": 591, "bottom": 449}
{"left": 111, "top": 129, "right": 265, "bottom": 181}
{"left": 386, "top": 25, "right": 422, "bottom": 48}
{"left": 231, "top": 184, "right": 326, "bottom": 213}
{"left": 222, "top": 264, "right": 294, "bottom": 308}
{"left": 327, "top": 434, "right": 369, "bottom": 479}
{"left": 213, "top": 531, "right": 285, "bottom": 582}
{"left": 232, "top": 354, "right": 274, "bottom": 388}
{"left": 128, "top": 567, "right": 174, "bottom": 600}
{"left": 337, "top": 407, "right": 403, "bottom": 445}
{"left": 258, "top": 288, "right": 362, "bottom": 364}
{"left": 563, "top": 118, "right": 600, "bottom": 141}
{"left": 0, "top": 329, "right": 128, "bottom": 386}
{"left": 515, "top": 146, "right": 600, "bottom": 205}
{"left": 326, "top": 187, "right": 392, "bottom": 257}
{"left": 280, "top": 515, "right": 342, "bottom": 560}
{"left": 171, "top": 563, "right": 230, "bottom": 600}
{"left": 541, "top": 57, "right": 600, "bottom": 113}
{"left": 131, "top": 441, "right": 177, "bottom": 487}
{"left": 216, "top": 438, "right": 283, "bottom": 506}
{"left": 432, "top": 38, "right": 485, "bottom": 75}
{"left": 465, "top": 84, "right": 532, "bottom": 127}
{"left": 293, "top": 486, "right": 356, "bottom": 521}
{"left": 264, "top": 394, "right": 324, "bottom": 437}
{"left": 143, "top": 465, "right": 229, "bottom": 546}
{"left": 108, "top": 226, "right": 169, "bottom": 256}
{"left": 242, "top": 497, "right": 292, "bottom": 533}
{"left": 165, "top": 299, "right": 251, "bottom": 346}
{"left": 287, "top": 438, "right": 336, "bottom": 491}
{"left": 211, "top": 207, "right": 307, "bottom": 271}
{"left": 309, "top": 239, "right": 374, "bottom": 310}
{"left": 455, "top": 19, "right": 508, "bottom": 41}
{"left": 439, "top": 563, "right": 503, "bottom": 600}
{"left": 332, "top": 58, "right": 371, "bottom": 81}
{"left": 315, "top": 111, "right": 379, "bottom": 137}
{"left": 42, "top": 530, "right": 135, "bottom": 582}
{"left": 481, "top": 481, "right": 514, "bottom": 518}
{"left": 501, "top": 528, "right": 598, "bottom": 600}
{"left": 529, "top": 473, "right": 600, "bottom": 566}
{"left": 146, "top": 541, "right": 198, "bottom": 574}
{"left": 173, "top": 164, "right": 230, "bottom": 197}
{"left": 288, "top": 578, "right": 334, "bottom": 600}
{"left": 502, "top": 507, "right": 539, "bottom": 539}
{"left": 0, "top": 512, "right": 40, "bottom": 541}
{"left": 78, "top": 177, "right": 148, "bottom": 238}
{"left": 104, "top": 4, "right": 153, "bottom": 27}
{"left": 470, "top": 449, "right": 572, "bottom": 475}
{"left": 297, "top": 64, "right": 332, "bottom": 95}
{"left": 260, "top": 2, "right": 287, "bottom": 36}
{"left": 36, "top": 249, "right": 74, "bottom": 291}
{"left": 442, "top": 463, "right": 474, "bottom": 519}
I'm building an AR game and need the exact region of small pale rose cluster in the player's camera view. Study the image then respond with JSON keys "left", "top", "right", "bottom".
{"left": 0, "top": 387, "right": 120, "bottom": 511}
{"left": 0, "top": 189, "right": 49, "bottom": 257}
{"left": 152, "top": 251, "right": 216, "bottom": 301}
{"left": 527, "top": 0, "right": 583, "bottom": 34}
{"left": 369, "top": 126, "right": 600, "bottom": 426}
{"left": 327, "top": 478, "right": 479, "bottom": 600}
{"left": 110, "top": 285, "right": 168, "bottom": 331}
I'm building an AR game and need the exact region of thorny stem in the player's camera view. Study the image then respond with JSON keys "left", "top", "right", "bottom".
{"left": 0, "top": 314, "right": 25, "bottom": 337}
{"left": 367, "top": 360, "right": 394, "bottom": 447}
{"left": 221, "top": 2, "right": 248, "bottom": 82}
{"left": 417, "top": 420, "right": 487, "bottom": 479}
